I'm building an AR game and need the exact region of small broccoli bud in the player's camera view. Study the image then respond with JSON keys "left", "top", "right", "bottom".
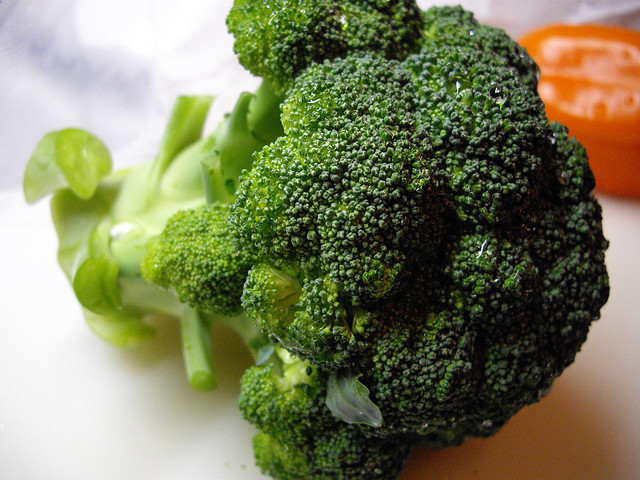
{"left": 242, "top": 263, "right": 371, "bottom": 369}
{"left": 141, "top": 203, "right": 254, "bottom": 316}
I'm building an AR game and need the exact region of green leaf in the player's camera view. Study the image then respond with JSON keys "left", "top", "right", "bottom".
{"left": 50, "top": 177, "right": 123, "bottom": 281}
{"left": 325, "top": 368, "right": 383, "bottom": 428}
{"left": 83, "top": 309, "right": 155, "bottom": 348}
{"left": 70, "top": 216, "right": 123, "bottom": 315}
{"left": 23, "top": 128, "right": 111, "bottom": 203}
{"left": 73, "top": 256, "right": 122, "bottom": 316}
{"left": 256, "top": 344, "right": 275, "bottom": 365}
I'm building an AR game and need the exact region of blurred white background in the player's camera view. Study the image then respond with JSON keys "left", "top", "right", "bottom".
{"left": 1, "top": 0, "right": 639, "bottom": 190}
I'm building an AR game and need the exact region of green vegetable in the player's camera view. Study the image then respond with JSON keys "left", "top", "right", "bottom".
{"left": 325, "top": 368, "right": 383, "bottom": 427}
{"left": 24, "top": 3, "right": 610, "bottom": 480}
{"left": 227, "top": 0, "right": 424, "bottom": 94}
{"left": 239, "top": 347, "right": 411, "bottom": 479}
{"left": 141, "top": 203, "right": 255, "bottom": 316}
{"left": 24, "top": 128, "right": 112, "bottom": 203}
{"left": 229, "top": 3, "right": 608, "bottom": 477}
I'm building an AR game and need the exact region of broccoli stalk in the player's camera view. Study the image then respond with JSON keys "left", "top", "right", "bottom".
{"left": 201, "top": 80, "right": 284, "bottom": 204}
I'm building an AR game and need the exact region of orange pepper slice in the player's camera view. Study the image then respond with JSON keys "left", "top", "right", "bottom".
{"left": 520, "top": 24, "right": 640, "bottom": 196}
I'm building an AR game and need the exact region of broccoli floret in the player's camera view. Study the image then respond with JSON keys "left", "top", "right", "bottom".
{"left": 406, "top": 43, "right": 549, "bottom": 225}
{"left": 227, "top": 0, "right": 424, "bottom": 94}
{"left": 420, "top": 5, "right": 540, "bottom": 90}
{"left": 345, "top": 131, "right": 608, "bottom": 447}
{"left": 242, "top": 263, "right": 375, "bottom": 368}
{"left": 228, "top": 43, "right": 560, "bottom": 368}
{"left": 141, "top": 203, "right": 254, "bottom": 315}
{"left": 239, "top": 348, "right": 413, "bottom": 480}
{"left": 229, "top": 54, "right": 446, "bottom": 305}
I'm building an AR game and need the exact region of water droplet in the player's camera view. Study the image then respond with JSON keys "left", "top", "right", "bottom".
{"left": 447, "top": 77, "right": 472, "bottom": 97}
{"left": 110, "top": 221, "right": 143, "bottom": 240}
{"left": 476, "top": 239, "right": 489, "bottom": 258}
{"left": 339, "top": 13, "right": 348, "bottom": 31}
{"left": 489, "top": 85, "right": 510, "bottom": 104}
{"left": 481, "top": 419, "right": 494, "bottom": 430}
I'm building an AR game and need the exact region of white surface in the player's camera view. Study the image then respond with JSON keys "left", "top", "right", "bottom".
{"left": 1, "top": 1, "right": 640, "bottom": 479}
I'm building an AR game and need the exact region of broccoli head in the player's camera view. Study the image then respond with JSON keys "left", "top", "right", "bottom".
{"left": 229, "top": 0, "right": 609, "bottom": 453}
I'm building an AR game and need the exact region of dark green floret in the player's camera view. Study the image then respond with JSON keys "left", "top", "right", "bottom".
{"left": 420, "top": 5, "right": 540, "bottom": 90}
{"left": 229, "top": 54, "right": 447, "bottom": 307}
{"left": 239, "top": 347, "right": 413, "bottom": 480}
{"left": 406, "top": 43, "right": 550, "bottom": 225}
{"left": 227, "top": 0, "right": 424, "bottom": 94}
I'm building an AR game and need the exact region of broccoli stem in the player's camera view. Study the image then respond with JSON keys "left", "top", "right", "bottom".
{"left": 201, "top": 80, "right": 284, "bottom": 203}
{"left": 180, "top": 307, "right": 271, "bottom": 391}
{"left": 146, "top": 95, "right": 214, "bottom": 206}
{"left": 213, "top": 311, "right": 272, "bottom": 362}
{"left": 181, "top": 308, "right": 217, "bottom": 391}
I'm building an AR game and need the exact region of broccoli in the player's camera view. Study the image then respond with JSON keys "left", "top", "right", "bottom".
{"left": 239, "top": 347, "right": 413, "bottom": 480}
{"left": 420, "top": 5, "right": 540, "bottom": 90}
{"left": 141, "top": 203, "right": 254, "bottom": 316}
{"left": 24, "top": 2, "right": 610, "bottom": 480}
{"left": 226, "top": 1, "right": 609, "bottom": 476}
{"left": 227, "top": 0, "right": 424, "bottom": 94}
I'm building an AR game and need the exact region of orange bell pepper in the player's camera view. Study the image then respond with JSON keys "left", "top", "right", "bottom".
{"left": 519, "top": 24, "right": 640, "bottom": 196}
